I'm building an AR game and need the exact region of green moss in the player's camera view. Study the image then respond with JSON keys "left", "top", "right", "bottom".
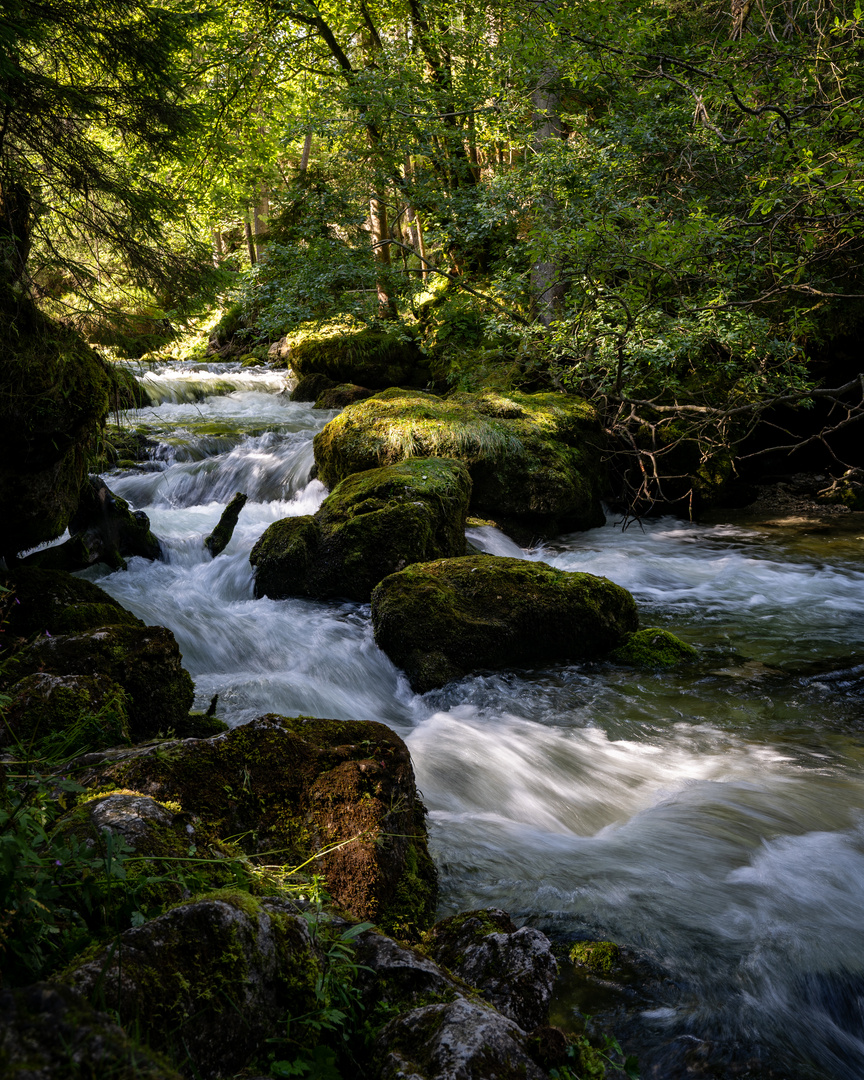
{"left": 314, "top": 383, "right": 373, "bottom": 410}
{"left": 2, "top": 673, "right": 131, "bottom": 752}
{"left": 313, "top": 387, "right": 606, "bottom": 533}
{"left": 378, "top": 841, "right": 438, "bottom": 940}
{"left": 569, "top": 940, "right": 620, "bottom": 975}
{"left": 611, "top": 627, "right": 697, "bottom": 668}
{"left": 290, "top": 326, "right": 428, "bottom": 389}
{"left": 174, "top": 712, "right": 230, "bottom": 738}
{"left": 251, "top": 458, "right": 472, "bottom": 603}
{"left": 371, "top": 555, "right": 639, "bottom": 692}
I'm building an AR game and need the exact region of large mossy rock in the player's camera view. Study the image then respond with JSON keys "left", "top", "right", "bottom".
{"left": 1, "top": 673, "right": 130, "bottom": 751}
{"left": 10, "top": 624, "right": 195, "bottom": 740}
{"left": 313, "top": 388, "right": 606, "bottom": 535}
{"left": 72, "top": 714, "right": 438, "bottom": 936}
{"left": 64, "top": 894, "right": 321, "bottom": 1078}
{"left": 21, "top": 475, "right": 161, "bottom": 572}
{"left": 251, "top": 458, "right": 472, "bottom": 602}
{"left": 1, "top": 567, "right": 143, "bottom": 646}
{"left": 0, "top": 293, "right": 112, "bottom": 558}
{"left": 0, "top": 982, "right": 181, "bottom": 1080}
{"left": 371, "top": 555, "right": 639, "bottom": 692}
{"left": 289, "top": 327, "right": 429, "bottom": 389}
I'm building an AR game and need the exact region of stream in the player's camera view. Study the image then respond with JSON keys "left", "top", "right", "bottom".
{"left": 89, "top": 360, "right": 864, "bottom": 1079}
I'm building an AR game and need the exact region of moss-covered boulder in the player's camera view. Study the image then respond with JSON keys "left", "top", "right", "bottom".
{"left": 314, "top": 387, "right": 606, "bottom": 535}
{"left": 64, "top": 894, "right": 321, "bottom": 1077}
{"left": 611, "top": 627, "right": 697, "bottom": 668}
{"left": 251, "top": 458, "right": 472, "bottom": 603}
{"left": 315, "top": 382, "right": 374, "bottom": 410}
{"left": 290, "top": 327, "right": 429, "bottom": 390}
{"left": 423, "top": 909, "right": 557, "bottom": 1032}
{"left": 53, "top": 792, "right": 241, "bottom": 924}
{"left": 0, "top": 293, "right": 113, "bottom": 558}
{"left": 72, "top": 714, "right": 438, "bottom": 936}
{"left": 1, "top": 673, "right": 130, "bottom": 751}
{"left": 21, "top": 476, "right": 161, "bottom": 572}
{"left": 371, "top": 555, "right": 639, "bottom": 692}
{"left": 374, "top": 996, "right": 548, "bottom": 1080}
{"left": 1, "top": 568, "right": 143, "bottom": 648}
{"left": 10, "top": 624, "right": 195, "bottom": 740}
{"left": 290, "top": 371, "right": 337, "bottom": 402}
{"left": 0, "top": 982, "right": 182, "bottom": 1080}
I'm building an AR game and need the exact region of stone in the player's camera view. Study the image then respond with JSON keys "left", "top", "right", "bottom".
{"left": 1, "top": 673, "right": 130, "bottom": 751}
{"left": 424, "top": 910, "right": 557, "bottom": 1031}
{"left": 64, "top": 894, "right": 321, "bottom": 1079}
{"left": 314, "top": 383, "right": 373, "bottom": 409}
{"left": 0, "top": 568, "right": 143, "bottom": 645}
{"left": 373, "top": 995, "right": 549, "bottom": 1080}
{"left": 611, "top": 627, "right": 697, "bottom": 668}
{"left": 22, "top": 475, "right": 160, "bottom": 571}
{"left": 204, "top": 491, "right": 247, "bottom": 557}
{"left": 251, "top": 458, "right": 472, "bottom": 603}
{"left": 290, "top": 371, "right": 337, "bottom": 402}
{"left": 290, "top": 327, "right": 429, "bottom": 390}
{"left": 11, "top": 623, "right": 195, "bottom": 740}
{"left": 0, "top": 982, "right": 181, "bottom": 1080}
{"left": 71, "top": 713, "right": 438, "bottom": 936}
{"left": 313, "top": 387, "right": 607, "bottom": 536}
{"left": 371, "top": 554, "right": 640, "bottom": 692}
{"left": 0, "top": 293, "right": 112, "bottom": 558}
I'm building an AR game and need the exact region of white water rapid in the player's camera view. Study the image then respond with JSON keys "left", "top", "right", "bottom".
{"left": 86, "top": 361, "right": 864, "bottom": 1079}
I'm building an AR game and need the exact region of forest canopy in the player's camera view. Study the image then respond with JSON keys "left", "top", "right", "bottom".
{"left": 3, "top": 0, "right": 864, "bottom": 508}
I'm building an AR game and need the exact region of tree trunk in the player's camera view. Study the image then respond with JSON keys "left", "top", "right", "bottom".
{"left": 370, "top": 193, "right": 397, "bottom": 318}
{"left": 254, "top": 190, "right": 269, "bottom": 263}
{"left": 244, "top": 219, "right": 256, "bottom": 266}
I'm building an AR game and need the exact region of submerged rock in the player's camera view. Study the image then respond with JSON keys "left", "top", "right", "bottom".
{"left": 1, "top": 672, "right": 130, "bottom": 751}
{"left": 251, "top": 458, "right": 471, "bottom": 602}
{"left": 290, "top": 327, "right": 429, "bottom": 389}
{"left": 64, "top": 894, "right": 320, "bottom": 1079}
{"left": 0, "top": 982, "right": 181, "bottom": 1080}
{"left": 424, "top": 909, "right": 558, "bottom": 1031}
{"left": 371, "top": 555, "right": 639, "bottom": 692}
{"left": 204, "top": 490, "right": 247, "bottom": 557}
{"left": 12, "top": 623, "right": 195, "bottom": 739}
{"left": 611, "top": 627, "right": 697, "bottom": 668}
{"left": 72, "top": 713, "right": 438, "bottom": 935}
{"left": 313, "top": 387, "right": 607, "bottom": 535}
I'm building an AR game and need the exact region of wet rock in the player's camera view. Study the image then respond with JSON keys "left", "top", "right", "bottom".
{"left": 64, "top": 894, "right": 321, "bottom": 1079}
{"left": 313, "top": 387, "right": 607, "bottom": 535}
{"left": 353, "top": 928, "right": 463, "bottom": 1013}
{"left": 314, "top": 382, "right": 374, "bottom": 409}
{"left": 1, "top": 672, "right": 130, "bottom": 750}
{"left": 0, "top": 294, "right": 112, "bottom": 558}
{"left": 374, "top": 995, "right": 549, "bottom": 1080}
{"left": 28, "top": 475, "right": 161, "bottom": 572}
{"left": 204, "top": 491, "right": 247, "bottom": 557}
{"left": 611, "top": 627, "right": 697, "bottom": 668}
{"left": 0, "top": 981, "right": 181, "bottom": 1080}
{"left": 290, "top": 371, "right": 337, "bottom": 401}
{"left": 251, "top": 458, "right": 472, "bottom": 603}
{"left": 0, "top": 567, "right": 142, "bottom": 645}
{"left": 290, "top": 327, "right": 429, "bottom": 390}
{"left": 92, "top": 426, "right": 156, "bottom": 472}
{"left": 72, "top": 713, "right": 438, "bottom": 936}
{"left": 424, "top": 909, "right": 558, "bottom": 1031}
{"left": 371, "top": 555, "right": 639, "bottom": 692}
{"left": 12, "top": 623, "right": 195, "bottom": 739}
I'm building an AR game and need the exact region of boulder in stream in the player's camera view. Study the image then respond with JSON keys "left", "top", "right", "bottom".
{"left": 11, "top": 623, "right": 195, "bottom": 740}
{"left": 371, "top": 554, "right": 639, "bottom": 692}
{"left": 251, "top": 457, "right": 471, "bottom": 602}
{"left": 19, "top": 475, "right": 160, "bottom": 572}
{"left": 611, "top": 626, "right": 697, "bottom": 668}
{"left": 289, "top": 326, "right": 430, "bottom": 389}
{"left": 71, "top": 713, "right": 438, "bottom": 936}
{"left": 313, "top": 387, "right": 607, "bottom": 536}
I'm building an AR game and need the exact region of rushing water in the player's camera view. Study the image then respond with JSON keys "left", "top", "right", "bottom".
{"left": 87, "top": 361, "right": 864, "bottom": 1079}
